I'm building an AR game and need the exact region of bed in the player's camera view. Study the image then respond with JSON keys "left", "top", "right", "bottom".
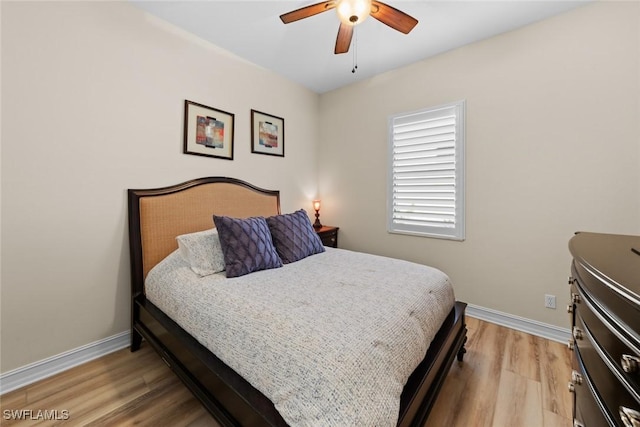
{"left": 128, "top": 176, "right": 467, "bottom": 426}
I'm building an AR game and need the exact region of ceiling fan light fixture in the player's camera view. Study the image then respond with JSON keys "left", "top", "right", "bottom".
{"left": 336, "top": 0, "right": 371, "bottom": 26}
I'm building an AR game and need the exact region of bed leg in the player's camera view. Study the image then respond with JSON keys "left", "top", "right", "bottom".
{"left": 456, "top": 336, "right": 467, "bottom": 362}
{"left": 131, "top": 329, "right": 142, "bottom": 352}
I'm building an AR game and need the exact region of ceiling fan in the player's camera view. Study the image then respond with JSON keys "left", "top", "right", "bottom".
{"left": 280, "top": 0, "right": 418, "bottom": 54}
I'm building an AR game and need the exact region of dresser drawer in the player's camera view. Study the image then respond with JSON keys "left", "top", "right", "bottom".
{"left": 315, "top": 226, "right": 339, "bottom": 248}
{"left": 570, "top": 233, "right": 640, "bottom": 342}
{"left": 574, "top": 312, "right": 640, "bottom": 426}
{"left": 575, "top": 278, "right": 640, "bottom": 398}
{"left": 572, "top": 346, "right": 615, "bottom": 427}
{"left": 575, "top": 261, "right": 640, "bottom": 338}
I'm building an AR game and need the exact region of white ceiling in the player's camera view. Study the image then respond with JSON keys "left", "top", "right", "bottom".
{"left": 131, "top": 1, "right": 589, "bottom": 94}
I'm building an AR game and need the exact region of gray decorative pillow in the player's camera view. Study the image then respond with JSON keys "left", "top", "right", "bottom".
{"left": 176, "top": 228, "right": 226, "bottom": 276}
{"left": 266, "top": 209, "right": 325, "bottom": 264}
{"left": 213, "top": 215, "right": 283, "bottom": 278}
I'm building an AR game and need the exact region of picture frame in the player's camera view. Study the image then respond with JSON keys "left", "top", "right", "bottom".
{"left": 184, "top": 100, "right": 234, "bottom": 160}
{"left": 251, "top": 109, "right": 285, "bottom": 157}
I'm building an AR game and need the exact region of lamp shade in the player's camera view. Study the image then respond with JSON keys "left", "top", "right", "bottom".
{"left": 313, "top": 200, "right": 321, "bottom": 211}
{"left": 336, "top": 0, "right": 371, "bottom": 26}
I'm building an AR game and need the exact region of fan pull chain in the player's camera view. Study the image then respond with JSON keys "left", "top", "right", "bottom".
{"left": 352, "top": 27, "right": 358, "bottom": 73}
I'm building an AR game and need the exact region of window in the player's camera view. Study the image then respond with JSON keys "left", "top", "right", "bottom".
{"left": 387, "top": 100, "right": 465, "bottom": 241}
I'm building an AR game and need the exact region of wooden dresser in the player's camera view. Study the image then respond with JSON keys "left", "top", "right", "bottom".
{"left": 568, "top": 232, "right": 640, "bottom": 427}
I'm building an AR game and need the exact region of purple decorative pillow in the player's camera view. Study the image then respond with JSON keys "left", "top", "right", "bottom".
{"left": 213, "top": 215, "right": 282, "bottom": 278}
{"left": 266, "top": 209, "right": 325, "bottom": 264}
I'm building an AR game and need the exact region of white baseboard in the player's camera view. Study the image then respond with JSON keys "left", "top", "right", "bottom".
{"left": 0, "top": 331, "right": 130, "bottom": 395}
{"left": 466, "top": 304, "right": 571, "bottom": 344}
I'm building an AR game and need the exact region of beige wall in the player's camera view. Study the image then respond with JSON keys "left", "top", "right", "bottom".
{"left": 1, "top": 2, "right": 319, "bottom": 372}
{"left": 318, "top": 1, "right": 640, "bottom": 328}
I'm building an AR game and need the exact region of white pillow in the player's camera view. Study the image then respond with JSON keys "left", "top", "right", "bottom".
{"left": 176, "top": 228, "right": 225, "bottom": 276}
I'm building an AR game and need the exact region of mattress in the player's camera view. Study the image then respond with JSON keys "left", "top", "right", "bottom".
{"left": 145, "top": 247, "right": 455, "bottom": 426}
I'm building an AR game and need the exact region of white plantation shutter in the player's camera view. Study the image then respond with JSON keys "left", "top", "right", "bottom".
{"left": 388, "top": 100, "right": 465, "bottom": 240}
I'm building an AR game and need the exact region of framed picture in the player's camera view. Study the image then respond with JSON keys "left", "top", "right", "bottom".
{"left": 184, "top": 100, "right": 234, "bottom": 160}
{"left": 251, "top": 109, "right": 284, "bottom": 157}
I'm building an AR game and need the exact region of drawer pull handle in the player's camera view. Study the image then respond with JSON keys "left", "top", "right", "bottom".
{"left": 568, "top": 381, "right": 575, "bottom": 393}
{"left": 568, "top": 276, "right": 575, "bottom": 285}
{"left": 573, "top": 326, "right": 583, "bottom": 341}
{"left": 622, "top": 354, "right": 640, "bottom": 374}
{"left": 571, "top": 370, "right": 583, "bottom": 385}
{"left": 568, "top": 340, "right": 574, "bottom": 351}
{"left": 571, "top": 293, "right": 581, "bottom": 304}
{"left": 567, "top": 304, "right": 573, "bottom": 314}
{"left": 573, "top": 420, "right": 584, "bottom": 427}
{"left": 620, "top": 406, "right": 640, "bottom": 427}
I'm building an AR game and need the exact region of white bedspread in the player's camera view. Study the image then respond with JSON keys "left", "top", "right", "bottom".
{"left": 145, "top": 248, "right": 455, "bottom": 427}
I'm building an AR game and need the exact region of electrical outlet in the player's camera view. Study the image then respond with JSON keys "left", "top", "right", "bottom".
{"left": 545, "top": 294, "right": 556, "bottom": 309}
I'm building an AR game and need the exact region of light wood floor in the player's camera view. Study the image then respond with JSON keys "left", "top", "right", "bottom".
{"left": 0, "top": 317, "right": 572, "bottom": 426}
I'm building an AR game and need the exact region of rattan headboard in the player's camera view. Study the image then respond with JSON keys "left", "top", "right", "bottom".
{"left": 128, "top": 177, "right": 280, "bottom": 295}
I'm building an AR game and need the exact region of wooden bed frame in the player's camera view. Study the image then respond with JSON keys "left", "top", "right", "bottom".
{"left": 128, "top": 176, "right": 467, "bottom": 426}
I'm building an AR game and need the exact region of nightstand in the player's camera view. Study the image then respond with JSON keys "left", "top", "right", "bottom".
{"left": 315, "top": 226, "right": 339, "bottom": 248}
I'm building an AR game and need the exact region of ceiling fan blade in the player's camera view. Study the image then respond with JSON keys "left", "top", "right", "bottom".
{"left": 334, "top": 23, "right": 353, "bottom": 54}
{"left": 370, "top": 1, "right": 418, "bottom": 34}
{"left": 280, "top": 1, "right": 337, "bottom": 24}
